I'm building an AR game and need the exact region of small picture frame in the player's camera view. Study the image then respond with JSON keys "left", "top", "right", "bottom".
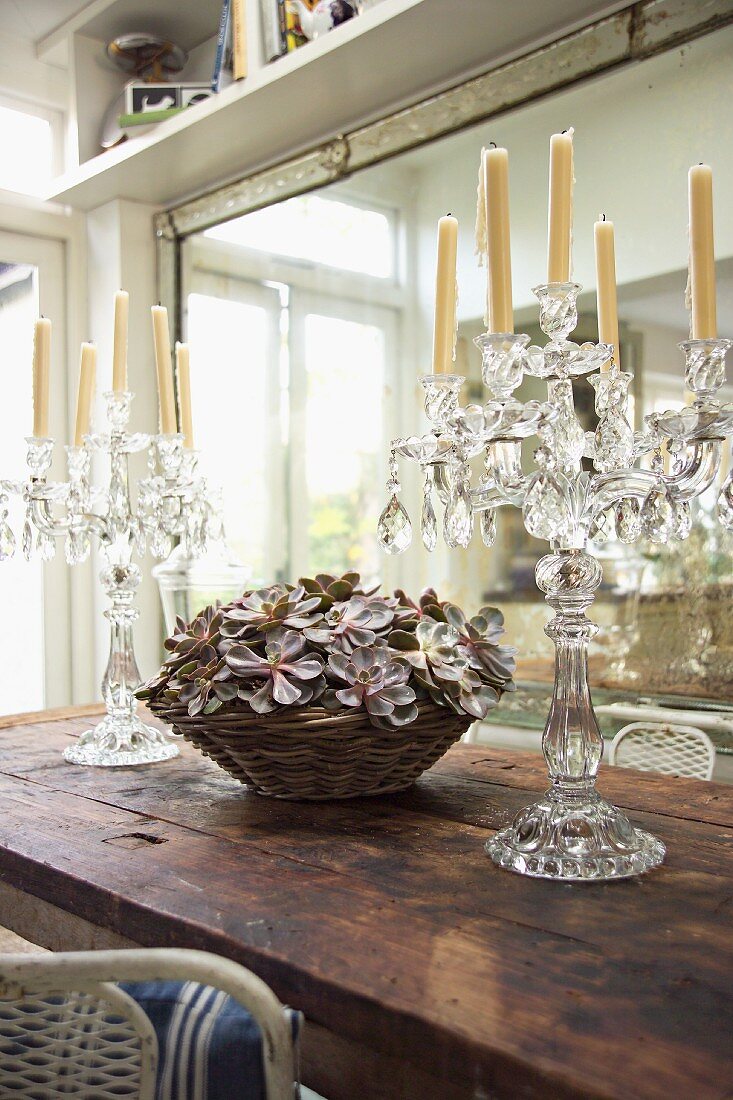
{"left": 180, "top": 85, "right": 212, "bottom": 108}
{"left": 127, "top": 84, "right": 179, "bottom": 114}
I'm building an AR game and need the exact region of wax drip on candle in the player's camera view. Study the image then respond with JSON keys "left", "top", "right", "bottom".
{"left": 475, "top": 145, "right": 497, "bottom": 328}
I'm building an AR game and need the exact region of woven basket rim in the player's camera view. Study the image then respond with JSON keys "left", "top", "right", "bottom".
{"left": 147, "top": 695, "right": 471, "bottom": 734}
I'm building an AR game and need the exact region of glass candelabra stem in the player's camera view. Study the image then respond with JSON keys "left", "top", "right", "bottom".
{"left": 485, "top": 549, "right": 666, "bottom": 881}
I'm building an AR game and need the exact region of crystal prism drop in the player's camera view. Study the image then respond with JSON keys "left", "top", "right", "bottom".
{"left": 717, "top": 479, "right": 733, "bottom": 531}
{"left": 615, "top": 498, "right": 642, "bottom": 544}
{"left": 593, "top": 415, "right": 635, "bottom": 473}
{"left": 589, "top": 510, "right": 611, "bottom": 544}
{"left": 673, "top": 500, "right": 692, "bottom": 541}
{"left": 65, "top": 529, "right": 90, "bottom": 565}
{"left": 480, "top": 509, "right": 497, "bottom": 547}
{"left": 22, "top": 519, "right": 33, "bottom": 560}
{"left": 641, "top": 487, "right": 676, "bottom": 545}
{"left": 421, "top": 486, "right": 437, "bottom": 552}
{"left": 523, "top": 472, "right": 570, "bottom": 542}
{"left": 134, "top": 518, "right": 147, "bottom": 558}
{"left": 0, "top": 523, "right": 15, "bottom": 561}
{"left": 38, "top": 532, "right": 56, "bottom": 562}
{"left": 377, "top": 495, "right": 412, "bottom": 555}
{"left": 150, "top": 528, "right": 174, "bottom": 560}
{"left": 443, "top": 479, "right": 473, "bottom": 548}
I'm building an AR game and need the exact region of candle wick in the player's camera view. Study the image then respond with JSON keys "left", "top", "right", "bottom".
{"left": 488, "top": 141, "right": 497, "bottom": 149}
{"left": 601, "top": 213, "right": 606, "bottom": 221}
{"left": 562, "top": 129, "right": 569, "bottom": 134}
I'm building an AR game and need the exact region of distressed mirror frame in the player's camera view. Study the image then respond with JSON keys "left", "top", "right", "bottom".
{"left": 156, "top": 0, "right": 733, "bottom": 326}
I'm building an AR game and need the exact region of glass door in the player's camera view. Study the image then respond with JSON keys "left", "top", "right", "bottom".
{"left": 186, "top": 276, "right": 285, "bottom": 584}
{"left": 0, "top": 229, "right": 68, "bottom": 712}
{"left": 289, "top": 292, "right": 398, "bottom": 583}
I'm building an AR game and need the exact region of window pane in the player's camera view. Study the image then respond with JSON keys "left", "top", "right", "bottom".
{"left": 0, "top": 264, "right": 44, "bottom": 712}
{"left": 205, "top": 195, "right": 394, "bottom": 278}
{"left": 304, "top": 313, "right": 385, "bottom": 580}
{"left": 0, "top": 106, "right": 53, "bottom": 196}
{"left": 186, "top": 293, "right": 272, "bottom": 581}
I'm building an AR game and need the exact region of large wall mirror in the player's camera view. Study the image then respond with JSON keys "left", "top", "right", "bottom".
{"left": 158, "top": 12, "right": 733, "bottom": 728}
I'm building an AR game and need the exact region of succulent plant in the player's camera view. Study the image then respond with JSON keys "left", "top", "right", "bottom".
{"left": 225, "top": 630, "right": 325, "bottom": 713}
{"left": 305, "top": 595, "right": 394, "bottom": 653}
{"left": 299, "top": 571, "right": 379, "bottom": 611}
{"left": 444, "top": 604, "right": 517, "bottom": 691}
{"left": 221, "top": 584, "right": 324, "bottom": 637}
{"left": 139, "top": 573, "right": 516, "bottom": 730}
{"left": 324, "top": 645, "right": 417, "bottom": 727}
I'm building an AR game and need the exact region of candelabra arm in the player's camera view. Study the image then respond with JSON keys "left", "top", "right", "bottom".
{"left": 662, "top": 438, "right": 722, "bottom": 499}
{"left": 471, "top": 482, "right": 523, "bottom": 511}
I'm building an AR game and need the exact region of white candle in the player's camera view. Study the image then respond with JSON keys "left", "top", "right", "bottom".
{"left": 432, "top": 214, "right": 459, "bottom": 374}
{"left": 151, "top": 305, "right": 177, "bottom": 435}
{"left": 112, "top": 290, "right": 129, "bottom": 393}
{"left": 74, "top": 342, "right": 97, "bottom": 447}
{"left": 484, "top": 146, "right": 513, "bottom": 334}
{"left": 32, "top": 317, "right": 52, "bottom": 438}
{"left": 594, "top": 216, "right": 619, "bottom": 373}
{"left": 175, "top": 342, "right": 194, "bottom": 449}
{"left": 547, "top": 131, "right": 574, "bottom": 283}
{"left": 689, "top": 164, "right": 717, "bottom": 340}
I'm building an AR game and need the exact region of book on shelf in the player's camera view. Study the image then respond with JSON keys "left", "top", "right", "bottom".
{"left": 260, "top": 0, "right": 287, "bottom": 60}
{"left": 210, "top": 0, "right": 230, "bottom": 91}
{"left": 283, "top": 0, "right": 359, "bottom": 53}
{"left": 232, "top": 0, "right": 248, "bottom": 80}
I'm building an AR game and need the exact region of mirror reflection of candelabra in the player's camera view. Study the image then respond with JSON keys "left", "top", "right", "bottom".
{"left": 2, "top": 295, "right": 227, "bottom": 767}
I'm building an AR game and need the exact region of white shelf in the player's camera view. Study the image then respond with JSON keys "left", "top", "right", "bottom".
{"left": 38, "top": 0, "right": 224, "bottom": 67}
{"left": 47, "top": 0, "right": 629, "bottom": 212}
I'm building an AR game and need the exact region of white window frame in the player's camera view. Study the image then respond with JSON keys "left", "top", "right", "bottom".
{"left": 0, "top": 93, "right": 64, "bottom": 196}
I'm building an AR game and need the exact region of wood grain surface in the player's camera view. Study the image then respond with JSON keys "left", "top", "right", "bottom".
{"left": 0, "top": 711, "right": 731, "bottom": 1100}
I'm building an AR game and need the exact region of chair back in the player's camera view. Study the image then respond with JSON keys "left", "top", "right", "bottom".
{"left": 0, "top": 980, "right": 156, "bottom": 1098}
{"left": 609, "top": 722, "right": 715, "bottom": 780}
{"left": 0, "top": 948, "right": 297, "bottom": 1099}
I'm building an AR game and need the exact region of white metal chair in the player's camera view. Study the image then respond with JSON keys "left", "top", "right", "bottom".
{"left": 608, "top": 722, "right": 716, "bottom": 780}
{"left": 0, "top": 947, "right": 298, "bottom": 1099}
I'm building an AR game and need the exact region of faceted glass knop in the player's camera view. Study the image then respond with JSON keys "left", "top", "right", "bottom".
{"left": 615, "top": 498, "right": 642, "bottom": 544}
{"left": 522, "top": 471, "right": 571, "bottom": 543}
{"left": 421, "top": 374, "right": 463, "bottom": 426}
{"left": 532, "top": 282, "right": 581, "bottom": 340}
{"left": 474, "top": 332, "right": 530, "bottom": 399}
{"left": 717, "top": 477, "right": 733, "bottom": 531}
{"left": 25, "top": 437, "right": 54, "bottom": 478}
{"left": 105, "top": 391, "right": 133, "bottom": 432}
{"left": 680, "top": 337, "right": 731, "bottom": 398}
{"left": 641, "top": 486, "right": 677, "bottom": 544}
{"left": 378, "top": 495, "right": 412, "bottom": 554}
{"left": 443, "top": 474, "right": 474, "bottom": 548}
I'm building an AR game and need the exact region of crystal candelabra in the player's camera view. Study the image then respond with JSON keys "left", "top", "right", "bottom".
{"left": 9, "top": 390, "right": 217, "bottom": 766}
{"left": 379, "top": 279, "right": 733, "bottom": 881}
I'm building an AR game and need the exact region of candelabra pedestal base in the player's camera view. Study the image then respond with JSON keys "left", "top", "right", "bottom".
{"left": 63, "top": 712, "right": 179, "bottom": 767}
{"left": 485, "top": 785, "right": 665, "bottom": 881}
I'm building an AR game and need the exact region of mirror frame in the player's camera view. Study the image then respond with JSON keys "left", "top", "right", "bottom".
{"left": 156, "top": 0, "right": 732, "bottom": 329}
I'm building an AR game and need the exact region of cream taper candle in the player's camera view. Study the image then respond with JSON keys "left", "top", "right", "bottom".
{"left": 689, "top": 163, "right": 717, "bottom": 339}
{"left": 32, "top": 317, "right": 52, "bottom": 438}
{"left": 547, "top": 130, "right": 574, "bottom": 283}
{"left": 74, "top": 342, "right": 97, "bottom": 447}
{"left": 152, "top": 305, "right": 177, "bottom": 435}
{"left": 594, "top": 215, "right": 619, "bottom": 373}
{"left": 432, "top": 214, "right": 459, "bottom": 374}
{"left": 484, "top": 147, "right": 513, "bottom": 334}
{"left": 175, "top": 341, "right": 194, "bottom": 449}
{"left": 112, "top": 290, "right": 129, "bottom": 393}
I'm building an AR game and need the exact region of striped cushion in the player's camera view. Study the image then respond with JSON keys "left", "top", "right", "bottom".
{"left": 121, "top": 980, "right": 301, "bottom": 1100}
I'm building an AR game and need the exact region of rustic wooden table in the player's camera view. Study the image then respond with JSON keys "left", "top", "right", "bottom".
{"left": 0, "top": 708, "right": 731, "bottom": 1100}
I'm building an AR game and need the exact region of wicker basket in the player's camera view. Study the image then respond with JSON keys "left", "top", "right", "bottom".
{"left": 148, "top": 698, "right": 472, "bottom": 800}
